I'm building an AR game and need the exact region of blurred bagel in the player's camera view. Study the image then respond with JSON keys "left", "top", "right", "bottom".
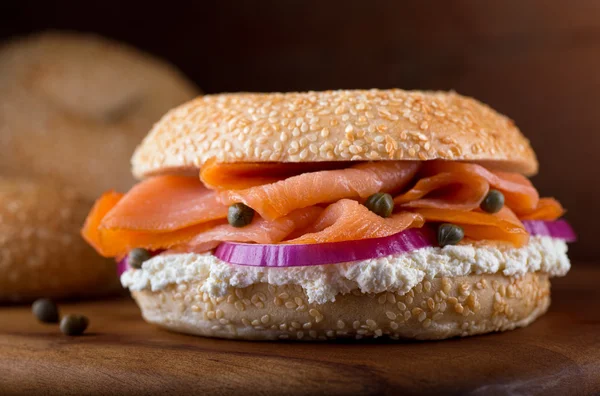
{"left": 0, "top": 177, "right": 119, "bottom": 302}
{"left": 0, "top": 31, "right": 200, "bottom": 200}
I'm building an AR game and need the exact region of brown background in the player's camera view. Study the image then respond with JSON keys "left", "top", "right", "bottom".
{"left": 1, "top": 0, "right": 598, "bottom": 260}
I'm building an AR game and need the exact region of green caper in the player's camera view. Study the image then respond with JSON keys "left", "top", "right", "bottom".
{"left": 364, "top": 193, "right": 394, "bottom": 218}
{"left": 60, "top": 314, "right": 89, "bottom": 336}
{"left": 32, "top": 298, "right": 59, "bottom": 323}
{"left": 128, "top": 248, "right": 152, "bottom": 269}
{"left": 480, "top": 189, "right": 505, "bottom": 213}
{"left": 437, "top": 223, "right": 464, "bottom": 247}
{"left": 228, "top": 203, "right": 255, "bottom": 227}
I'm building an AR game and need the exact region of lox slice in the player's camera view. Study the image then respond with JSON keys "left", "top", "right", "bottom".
{"left": 219, "top": 161, "right": 421, "bottom": 220}
{"left": 101, "top": 175, "right": 228, "bottom": 232}
{"left": 394, "top": 171, "right": 489, "bottom": 210}
{"left": 82, "top": 191, "right": 225, "bottom": 258}
{"left": 519, "top": 197, "right": 565, "bottom": 221}
{"left": 403, "top": 161, "right": 540, "bottom": 215}
{"left": 286, "top": 199, "right": 425, "bottom": 244}
{"left": 411, "top": 206, "right": 529, "bottom": 246}
{"left": 179, "top": 206, "right": 324, "bottom": 252}
{"left": 201, "top": 157, "right": 352, "bottom": 190}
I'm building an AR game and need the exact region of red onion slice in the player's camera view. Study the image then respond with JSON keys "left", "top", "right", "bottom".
{"left": 215, "top": 228, "right": 436, "bottom": 267}
{"left": 522, "top": 219, "right": 576, "bottom": 242}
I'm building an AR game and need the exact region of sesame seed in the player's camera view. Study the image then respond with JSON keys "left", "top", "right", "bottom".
{"left": 285, "top": 302, "right": 297, "bottom": 309}
{"left": 261, "top": 315, "right": 270, "bottom": 324}
{"left": 427, "top": 298, "right": 435, "bottom": 311}
{"left": 397, "top": 302, "right": 407, "bottom": 311}
{"left": 366, "top": 319, "right": 377, "bottom": 328}
{"left": 390, "top": 321, "right": 399, "bottom": 330}
{"left": 386, "top": 312, "right": 397, "bottom": 320}
{"left": 353, "top": 321, "right": 360, "bottom": 330}
{"left": 207, "top": 311, "right": 216, "bottom": 320}
{"left": 423, "top": 281, "right": 432, "bottom": 292}
{"left": 309, "top": 331, "right": 318, "bottom": 338}
{"left": 303, "top": 322, "right": 312, "bottom": 329}
{"left": 309, "top": 309, "right": 320, "bottom": 317}
{"left": 422, "top": 319, "right": 432, "bottom": 328}
{"left": 337, "top": 320, "right": 345, "bottom": 329}
{"left": 455, "top": 304, "right": 464, "bottom": 314}
{"left": 378, "top": 294, "right": 387, "bottom": 304}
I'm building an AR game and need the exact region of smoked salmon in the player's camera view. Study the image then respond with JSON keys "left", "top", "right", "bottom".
{"left": 394, "top": 172, "right": 489, "bottom": 210}
{"left": 287, "top": 199, "right": 425, "bottom": 244}
{"left": 220, "top": 161, "right": 421, "bottom": 220}
{"left": 82, "top": 191, "right": 225, "bottom": 258}
{"left": 101, "top": 175, "right": 228, "bottom": 232}
{"left": 410, "top": 206, "right": 529, "bottom": 246}
{"left": 200, "top": 158, "right": 352, "bottom": 190}
{"left": 81, "top": 159, "right": 566, "bottom": 259}
{"left": 418, "top": 161, "right": 539, "bottom": 215}
{"left": 182, "top": 207, "right": 324, "bottom": 252}
{"left": 519, "top": 197, "right": 565, "bottom": 221}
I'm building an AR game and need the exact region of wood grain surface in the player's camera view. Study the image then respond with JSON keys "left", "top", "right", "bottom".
{"left": 0, "top": 264, "right": 598, "bottom": 395}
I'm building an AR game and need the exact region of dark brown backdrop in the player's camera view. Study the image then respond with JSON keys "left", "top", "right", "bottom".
{"left": 1, "top": 0, "right": 598, "bottom": 260}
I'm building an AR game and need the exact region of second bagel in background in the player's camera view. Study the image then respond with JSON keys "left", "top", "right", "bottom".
{"left": 0, "top": 31, "right": 200, "bottom": 302}
{"left": 0, "top": 31, "right": 200, "bottom": 200}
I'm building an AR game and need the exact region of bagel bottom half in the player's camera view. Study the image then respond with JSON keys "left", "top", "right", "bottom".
{"left": 131, "top": 271, "right": 551, "bottom": 341}
{"left": 0, "top": 177, "right": 120, "bottom": 302}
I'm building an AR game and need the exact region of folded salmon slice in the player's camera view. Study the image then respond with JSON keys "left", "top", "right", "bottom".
{"left": 201, "top": 157, "right": 352, "bottom": 190}
{"left": 411, "top": 206, "right": 529, "bottom": 246}
{"left": 519, "top": 197, "right": 565, "bottom": 221}
{"left": 82, "top": 191, "right": 225, "bottom": 258}
{"left": 179, "top": 206, "right": 324, "bottom": 252}
{"left": 394, "top": 172, "right": 490, "bottom": 210}
{"left": 220, "top": 161, "right": 421, "bottom": 220}
{"left": 286, "top": 199, "right": 425, "bottom": 244}
{"left": 413, "top": 161, "right": 540, "bottom": 215}
{"left": 101, "top": 175, "right": 228, "bottom": 232}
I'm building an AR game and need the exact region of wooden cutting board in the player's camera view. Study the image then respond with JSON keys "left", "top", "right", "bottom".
{"left": 1, "top": 264, "right": 599, "bottom": 395}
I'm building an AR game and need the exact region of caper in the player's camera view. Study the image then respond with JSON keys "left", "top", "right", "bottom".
{"left": 437, "top": 223, "right": 464, "bottom": 247}
{"left": 364, "top": 193, "right": 394, "bottom": 218}
{"left": 128, "top": 248, "right": 152, "bottom": 269}
{"left": 480, "top": 189, "right": 505, "bottom": 214}
{"left": 60, "top": 314, "right": 89, "bottom": 336}
{"left": 228, "top": 203, "right": 255, "bottom": 227}
{"left": 32, "top": 298, "right": 59, "bottom": 323}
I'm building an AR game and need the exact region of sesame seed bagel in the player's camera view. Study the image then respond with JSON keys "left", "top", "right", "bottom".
{"left": 0, "top": 177, "right": 119, "bottom": 302}
{"left": 0, "top": 31, "right": 199, "bottom": 200}
{"left": 131, "top": 272, "right": 550, "bottom": 341}
{"left": 132, "top": 90, "right": 538, "bottom": 179}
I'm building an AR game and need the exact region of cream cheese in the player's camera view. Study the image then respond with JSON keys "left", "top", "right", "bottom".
{"left": 121, "top": 236, "right": 570, "bottom": 305}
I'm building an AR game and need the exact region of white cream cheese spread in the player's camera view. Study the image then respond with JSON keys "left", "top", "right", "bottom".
{"left": 121, "top": 236, "right": 570, "bottom": 304}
